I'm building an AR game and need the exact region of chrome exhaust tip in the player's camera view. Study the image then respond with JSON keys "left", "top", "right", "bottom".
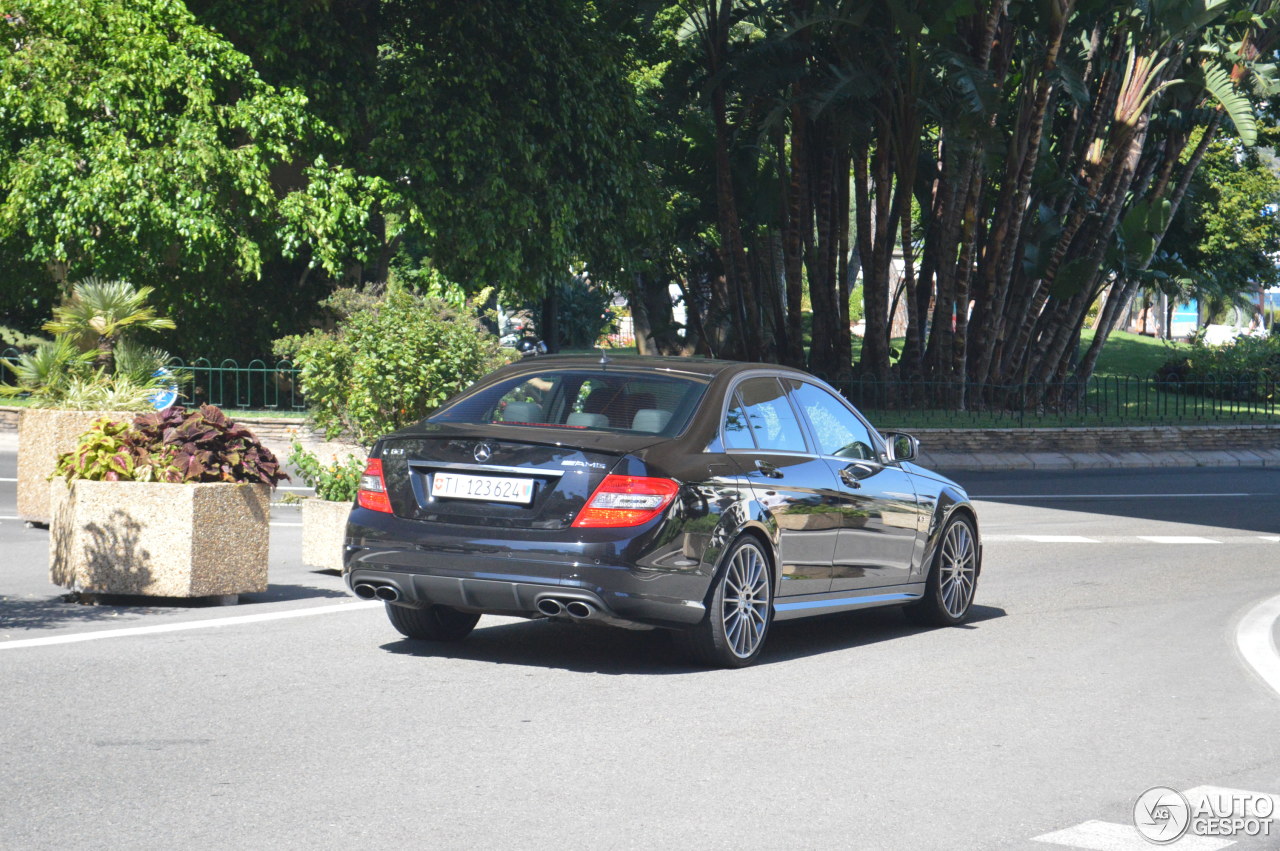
{"left": 565, "top": 600, "right": 595, "bottom": 619}
{"left": 353, "top": 583, "right": 377, "bottom": 600}
{"left": 373, "top": 585, "right": 400, "bottom": 602}
{"left": 536, "top": 598, "right": 565, "bottom": 617}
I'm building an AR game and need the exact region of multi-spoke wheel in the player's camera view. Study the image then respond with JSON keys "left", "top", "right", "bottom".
{"left": 905, "top": 514, "right": 978, "bottom": 626}
{"left": 679, "top": 537, "right": 773, "bottom": 668}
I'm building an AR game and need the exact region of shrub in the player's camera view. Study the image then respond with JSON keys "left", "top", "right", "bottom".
{"left": 1154, "top": 333, "right": 1280, "bottom": 401}
{"left": 0, "top": 280, "right": 179, "bottom": 410}
{"left": 275, "top": 285, "right": 510, "bottom": 445}
{"left": 286, "top": 439, "right": 363, "bottom": 502}
{"left": 53, "top": 405, "right": 288, "bottom": 486}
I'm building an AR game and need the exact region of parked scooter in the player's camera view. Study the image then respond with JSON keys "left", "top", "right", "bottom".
{"left": 498, "top": 313, "right": 547, "bottom": 357}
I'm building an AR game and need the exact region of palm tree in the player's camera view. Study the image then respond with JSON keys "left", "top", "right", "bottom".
{"left": 43, "top": 278, "right": 177, "bottom": 374}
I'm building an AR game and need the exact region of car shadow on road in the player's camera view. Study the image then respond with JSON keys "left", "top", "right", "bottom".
{"left": 379, "top": 603, "right": 1007, "bottom": 674}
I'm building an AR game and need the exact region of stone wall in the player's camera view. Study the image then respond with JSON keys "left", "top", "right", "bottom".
{"left": 2, "top": 405, "right": 1277, "bottom": 459}
{"left": 907, "top": 424, "right": 1280, "bottom": 453}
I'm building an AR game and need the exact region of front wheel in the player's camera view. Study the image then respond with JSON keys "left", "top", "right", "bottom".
{"left": 679, "top": 537, "right": 773, "bottom": 668}
{"left": 905, "top": 514, "right": 978, "bottom": 626}
{"left": 385, "top": 602, "right": 480, "bottom": 641}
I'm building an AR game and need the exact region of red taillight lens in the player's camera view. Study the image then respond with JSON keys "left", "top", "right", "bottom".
{"left": 357, "top": 458, "right": 393, "bottom": 514}
{"left": 572, "top": 474, "right": 680, "bottom": 528}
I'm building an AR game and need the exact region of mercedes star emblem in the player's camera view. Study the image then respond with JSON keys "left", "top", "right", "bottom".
{"left": 473, "top": 443, "right": 493, "bottom": 463}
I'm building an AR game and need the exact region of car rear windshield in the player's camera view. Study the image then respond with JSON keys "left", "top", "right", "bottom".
{"left": 429, "top": 369, "right": 709, "bottom": 437}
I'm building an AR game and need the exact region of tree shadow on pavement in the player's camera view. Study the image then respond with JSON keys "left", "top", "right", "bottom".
{"left": 953, "top": 467, "right": 1280, "bottom": 535}
{"left": 0, "top": 583, "right": 352, "bottom": 634}
{"left": 379, "top": 604, "right": 1007, "bottom": 675}
{"left": 0, "top": 595, "right": 161, "bottom": 632}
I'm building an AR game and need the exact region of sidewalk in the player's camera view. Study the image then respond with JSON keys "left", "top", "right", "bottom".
{"left": 918, "top": 446, "right": 1280, "bottom": 471}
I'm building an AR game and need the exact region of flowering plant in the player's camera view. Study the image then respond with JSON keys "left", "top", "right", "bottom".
{"left": 286, "top": 439, "right": 364, "bottom": 502}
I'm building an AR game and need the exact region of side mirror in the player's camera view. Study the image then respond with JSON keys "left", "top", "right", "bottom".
{"left": 883, "top": 432, "right": 919, "bottom": 463}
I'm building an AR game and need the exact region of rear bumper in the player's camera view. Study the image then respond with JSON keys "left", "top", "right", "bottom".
{"left": 343, "top": 509, "right": 709, "bottom": 628}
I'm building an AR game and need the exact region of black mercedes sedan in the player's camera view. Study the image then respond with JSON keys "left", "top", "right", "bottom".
{"left": 343, "top": 355, "right": 981, "bottom": 667}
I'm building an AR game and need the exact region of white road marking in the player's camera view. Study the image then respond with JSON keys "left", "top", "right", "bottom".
{"left": 1032, "top": 819, "right": 1233, "bottom": 850}
{"left": 977, "top": 493, "right": 1259, "bottom": 500}
{"left": 0, "top": 477, "right": 15, "bottom": 482}
{"left": 269, "top": 522, "right": 303, "bottom": 527}
{"left": 981, "top": 534, "right": 1277, "bottom": 545}
{"left": 1260, "top": 536, "right": 1280, "bottom": 543}
{"left": 0, "top": 601, "right": 381, "bottom": 651}
{"left": 1236, "top": 593, "right": 1280, "bottom": 700}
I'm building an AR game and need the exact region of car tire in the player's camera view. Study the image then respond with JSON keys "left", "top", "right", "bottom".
{"left": 678, "top": 536, "right": 773, "bottom": 668}
{"left": 904, "top": 514, "right": 978, "bottom": 626}
{"left": 385, "top": 602, "right": 480, "bottom": 641}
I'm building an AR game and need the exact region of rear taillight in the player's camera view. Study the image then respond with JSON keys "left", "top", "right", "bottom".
{"left": 358, "top": 458, "right": 393, "bottom": 513}
{"left": 572, "top": 474, "right": 679, "bottom": 528}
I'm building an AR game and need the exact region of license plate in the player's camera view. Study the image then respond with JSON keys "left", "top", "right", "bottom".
{"left": 430, "top": 472, "right": 535, "bottom": 505}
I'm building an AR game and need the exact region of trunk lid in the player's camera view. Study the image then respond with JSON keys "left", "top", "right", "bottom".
{"left": 377, "top": 423, "right": 663, "bottom": 529}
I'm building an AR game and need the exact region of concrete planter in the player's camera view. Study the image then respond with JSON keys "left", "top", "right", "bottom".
{"left": 17, "top": 409, "right": 136, "bottom": 524}
{"left": 49, "top": 479, "right": 271, "bottom": 599}
{"left": 301, "top": 497, "right": 352, "bottom": 572}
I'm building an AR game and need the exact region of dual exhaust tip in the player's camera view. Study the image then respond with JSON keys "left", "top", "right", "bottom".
{"left": 536, "top": 598, "right": 598, "bottom": 620}
{"left": 353, "top": 583, "right": 400, "bottom": 602}
{"left": 356, "top": 583, "right": 597, "bottom": 619}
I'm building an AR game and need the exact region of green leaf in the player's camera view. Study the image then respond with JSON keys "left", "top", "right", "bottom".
{"left": 1201, "top": 62, "right": 1257, "bottom": 146}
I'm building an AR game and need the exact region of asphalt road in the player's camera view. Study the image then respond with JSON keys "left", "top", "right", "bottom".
{"left": 1, "top": 454, "right": 1277, "bottom": 850}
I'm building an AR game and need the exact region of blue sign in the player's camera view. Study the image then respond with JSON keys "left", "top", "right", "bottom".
{"left": 149, "top": 367, "right": 178, "bottom": 410}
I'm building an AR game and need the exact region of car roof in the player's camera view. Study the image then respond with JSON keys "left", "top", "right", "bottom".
{"left": 489, "top": 354, "right": 809, "bottom": 381}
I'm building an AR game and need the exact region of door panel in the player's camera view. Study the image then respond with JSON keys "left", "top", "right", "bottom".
{"left": 783, "top": 379, "right": 923, "bottom": 590}
{"left": 824, "top": 460, "right": 921, "bottom": 590}
{"left": 742, "top": 453, "right": 839, "bottom": 596}
{"left": 724, "top": 376, "right": 850, "bottom": 597}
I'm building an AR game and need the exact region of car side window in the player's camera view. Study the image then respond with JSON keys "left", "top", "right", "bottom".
{"left": 735, "top": 377, "right": 807, "bottom": 453}
{"left": 788, "top": 380, "right": 876, "bottom": 460}
{"left": 722, "top": 390, "right": 755, "bottom": 449}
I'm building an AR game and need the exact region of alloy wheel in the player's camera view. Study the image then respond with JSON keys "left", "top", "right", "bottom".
{"left": 938, "top": 519, "right": 977, "bottom": 618}
{"left": 721, "top": 541, "right": 771, "bottom": 659}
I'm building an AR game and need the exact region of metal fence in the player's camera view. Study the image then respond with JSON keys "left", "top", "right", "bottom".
{"left": 166, "top": 358, "right": 305, "bottom": 412}
{"left": 817, "top": 374, "right": 1280, "bottom": 427}
{"left": 0, "top": 350, "right": 305, "bottom": 412}
{"left": 2, "top": 345, "right": 1276, "bottom": 423}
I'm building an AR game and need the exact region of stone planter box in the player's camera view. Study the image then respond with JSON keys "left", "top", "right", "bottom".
{"left": 17, "top": 409, "right": 136, "bottom": 524}
{"left": 49, "top": 479, "right": 271, "bottom": 598}
{"left": 301, "top": 497, "right": 351, "bottom": 572}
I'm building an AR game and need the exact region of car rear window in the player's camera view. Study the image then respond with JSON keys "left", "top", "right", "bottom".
{"left": 429, "top": 369, "right": 709, "bottom": 436}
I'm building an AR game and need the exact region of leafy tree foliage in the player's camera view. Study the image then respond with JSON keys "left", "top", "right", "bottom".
{"left": 2, "top": 0, "right": 651, "bottom": 357}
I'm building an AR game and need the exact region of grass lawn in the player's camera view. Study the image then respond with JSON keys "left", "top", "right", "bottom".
{"left": 1079, "top": 329, "right": 1185, "bottom": 378}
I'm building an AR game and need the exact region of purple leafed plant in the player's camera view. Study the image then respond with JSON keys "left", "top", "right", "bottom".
{"left": 131, "top": 405, "right": 288, "bottom": 486}
{"left": 54, "top": 405, "right": 289, "bottom": 487}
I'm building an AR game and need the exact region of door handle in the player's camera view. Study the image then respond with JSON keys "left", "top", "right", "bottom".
{"left": 754, "top": 460, "right": 783, "bottom": 479}
{"left": 838, "top": 468, "right": 862, "bottom": 488}
{"left": 839, "top": 462, "right": 876, "bottom": 488}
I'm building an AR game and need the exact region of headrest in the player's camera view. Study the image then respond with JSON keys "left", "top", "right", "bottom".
{"left": 631, "top": 409, "right": 672, "bottom": 433}
{"left": 501, "top": 401, "right": 541, "bottom": 423}
{"left": 567, "top": 412, "right": 610, "bottom": 428}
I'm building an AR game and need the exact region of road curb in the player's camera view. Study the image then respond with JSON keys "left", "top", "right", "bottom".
{"left": 1236, "top": 593, "right": 1280, "bottom": 701}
